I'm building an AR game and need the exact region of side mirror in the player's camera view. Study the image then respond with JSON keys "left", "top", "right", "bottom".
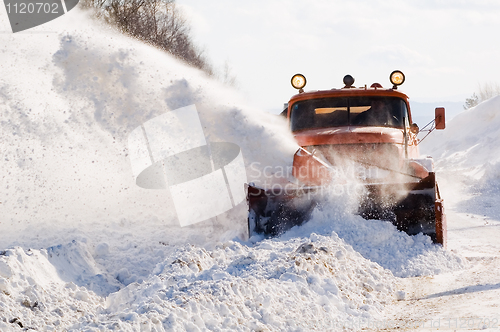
{"left": 435, "top": 107, "right": 445, "bottom": 130}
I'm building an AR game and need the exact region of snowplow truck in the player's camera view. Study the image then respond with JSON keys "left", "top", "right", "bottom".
{"left": 247, "top": 71, "right": 447, "bottom": 247}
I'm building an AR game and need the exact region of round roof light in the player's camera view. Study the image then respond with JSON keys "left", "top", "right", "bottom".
{"left": 291, "top": 74, "right": 307, "bottom": 90}
{"left": 390, "top": 70, "right": 405, "bottom": 88}
{"left": 343, "top": 75, "right": 355, "bottom": 88}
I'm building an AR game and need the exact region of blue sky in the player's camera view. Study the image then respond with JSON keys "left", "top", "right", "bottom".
{"left": 178, "top": 0, "right": 500, "bottom": 113}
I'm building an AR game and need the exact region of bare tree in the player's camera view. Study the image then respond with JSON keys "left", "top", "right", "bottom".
{"left": 464, "top": 93, "right": 479, "bottom": 110}
{"left": 464, "top": 82, "right": 500, "bottom": 109}
{"left": 477, "top": 82, "right": 500, "bottom": 103}
{"left": 220, "top": 60, "right": 238, "bottom": 88}
{"left": 81, "top": 0, "right": 213, "bottom": 75}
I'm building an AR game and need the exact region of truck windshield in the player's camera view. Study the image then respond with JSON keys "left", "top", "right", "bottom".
{"left": 290, "top": 96, "right": 408, "bottom": 132}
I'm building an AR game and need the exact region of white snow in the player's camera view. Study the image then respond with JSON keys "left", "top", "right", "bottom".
{"left": 421, "top": 96, "right": 500, "bottom": 184}
{"left": 419, "top": 96, "right": 500, "bottom": 256}
{"left": 384, "top": 93, "right": 500, "bottom": 331}
{"left": 285, "top": 208, "right": 465, "bottom": 278}
{"left": 1, "top": 7, "right": 498, "bottom": 332}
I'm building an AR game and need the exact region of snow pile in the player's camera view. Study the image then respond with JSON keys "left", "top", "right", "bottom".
{"left": 420, "top": 95, "right": 500, "bottom": 219}
{"left": 420, "top": 95, "right": 500, "bottom": 189}
{"left": 0, "top": 202, "right": 466, "bottom": 330}
{"left": 283, "top": 204, "right": 465, "bottom": 278}
{"left": 1, "top": 233, "right": 397, "bottom": 331}
{"left": 0, "top": 245, "right": 105, "bottom": 330}
{"left": 100, "top": 235, "right": 395, "bottom": 331}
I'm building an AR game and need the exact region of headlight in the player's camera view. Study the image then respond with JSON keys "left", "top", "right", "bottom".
{"left": 390, "top": 70, "right": 405, "bottom": 87}
{"left": 291, "top": 74, "right": 307, "bottom": 90}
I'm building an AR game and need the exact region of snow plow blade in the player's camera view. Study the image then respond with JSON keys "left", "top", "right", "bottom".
{"left": 247, "top": 172, "right": 446, "bottom": 247}
{"left": 247, "top": 184, "right": 319, "bottom": 237}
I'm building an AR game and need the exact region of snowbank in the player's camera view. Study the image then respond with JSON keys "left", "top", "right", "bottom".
{"left": 420, "top": 95, "right": 500, "bottom": 189}
{"left": 0, "top": 245, "right": 105, "bottom": 330}
{"left": 420, "top": 95, "right": 500, "bottom": 220}
{"left": 0, "top": 234, "right": 397, "bottom": 331}
{"left": 0, "top": 209, "right": 466, "bottom": 330}
{"left": 94, "top": 235, "right": 395, "bottom": 331}
{"left": 283, "top": 205, "right": 465, "bottom": 278}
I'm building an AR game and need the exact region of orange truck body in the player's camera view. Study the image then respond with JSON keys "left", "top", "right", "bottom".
{"left": 247, "top": 74, "right": 446, "bottom": 247}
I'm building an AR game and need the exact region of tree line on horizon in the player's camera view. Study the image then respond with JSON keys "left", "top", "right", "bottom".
{"left": 81, "top": 0, "right": 214, "bottom": 76}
